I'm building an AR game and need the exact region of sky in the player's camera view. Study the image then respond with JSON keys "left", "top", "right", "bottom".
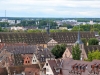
{"left": 0, "top": 0, "right": 100, "bottom": 18}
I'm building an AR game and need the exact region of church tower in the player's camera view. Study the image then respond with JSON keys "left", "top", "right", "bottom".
{"left": 74, "top": 26, "right": 84, "bottom": 60}
{"left": 46, "top": 23, "right": 50, "bottom": 35}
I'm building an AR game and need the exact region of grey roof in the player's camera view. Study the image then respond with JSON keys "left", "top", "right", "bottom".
{"left": 35, "top": 48, "right": 55, "bottom": 62}
{"left": 1, "top": 45, "right": 37, "bottom": 54}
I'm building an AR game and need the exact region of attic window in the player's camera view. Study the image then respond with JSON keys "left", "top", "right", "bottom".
{"left": 41, "top": 54, "right": 44, "bottom": 57}
{"left": 46, "top": 63, "right": 48, "bottom": 66}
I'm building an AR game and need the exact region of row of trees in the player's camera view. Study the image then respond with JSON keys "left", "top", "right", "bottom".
{"left": 81, "top": 38, "right": 99, "bottom": 46}
{"left": 72, "top": 24, "right": 100, "bottom": 32}
{"left": 27, "top": 29, "right": 69, "bottom": 33}
{"left": 17, "top": 20, "right": 58, "bottom": 29}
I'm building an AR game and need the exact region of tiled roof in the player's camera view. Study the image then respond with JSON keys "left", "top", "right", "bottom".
{"left": 48, "top": 59, "right": 61, "bottom": 75}
{"left": 1, "top": 45, "right": 37, "bottom": 54}
{"left": 36, "top": 48, "right": 55, "bottom": 62}
{"left": 49, "top": 32, "right": 95, "bottom": 43}
{"left": 84, "top": 45, "right": 100, "bottom": 55}
{"left": 24, "top": 64, "right": 40, "bottom": 75}
{"left": 9, "top": 64, "right": 40, "bottom": 75}
{"left": 0, "top": 32, "right": 96, "bottom": 44}
{"left": 9, "top": 66, "right": 25, "bottom": 75}
{"left": 13, "top": 54, "right": 23, "bottom": 66}
{"left": 0, "top": 68, "right": 8, "bottom": 75}
{"left": 48, "top": 58, "right": 100, "bottom": 75}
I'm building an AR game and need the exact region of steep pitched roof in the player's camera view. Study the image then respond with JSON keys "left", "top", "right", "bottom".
{"left": 1, "top": 45, "right": 37, "bottom": 54}
{"left": 0, "top": 68, "right": 8, "bottom": 75}
{"left": 0, "top": 32, "right": 96, "bottom": 44}
{"left": 48, "top": 59, "right": 61, "bottom": 75}
{"left": 35, "top": 48, "right": 55, "bottom": 63}
{"left": 9, "top": 64, "right": 40, "bottom": 75}
{"left": 84, "top": 45, "right": 100, "bottom": 55}
{"left": 49, "top": 32, "right": 95, "bottom": 43}
{"left": 24, "top": 64, "right": 40, "bottom": 75}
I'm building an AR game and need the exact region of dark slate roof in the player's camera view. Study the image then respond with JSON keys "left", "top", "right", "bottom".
{"left": 0, "top": 32, "right": 45, "bottom": 44}
{"left": 44, "top": 31, "right": 96, "bottom": 43}
{"left": 36, "top": 48, "right": 55, "bottom": 62}
{"left": 0, "top": 32, "right": 96, "bottom": 44}
{"left": 84, "top": 45, "right": 100, "bottom": 55}
{"left": 1, "top": 45, "right": 37, "bottom": 54}
{"left": 13, "top": 54, "right": 23, "bottom": 66}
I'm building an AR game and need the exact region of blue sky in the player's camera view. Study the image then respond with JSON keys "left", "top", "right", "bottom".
{"left": 0, "top": 0, "right": 100, "bottom": 18}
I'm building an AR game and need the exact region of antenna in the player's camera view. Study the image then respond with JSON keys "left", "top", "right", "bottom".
{"left": 5, "top": 10, "right": 6, "bottom": 20}
{"left": 5, "top": 10, "right": 7, "bottom": 28}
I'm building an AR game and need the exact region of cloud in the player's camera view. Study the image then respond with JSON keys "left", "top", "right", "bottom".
{"left": 0, "top": 0, "right": 100, "bottom": 17}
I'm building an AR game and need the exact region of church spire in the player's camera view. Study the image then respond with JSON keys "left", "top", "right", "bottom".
{"left": 46, "top": 22, "right": 50, "bottom": 35}
{"left": 75, "top": 25, "right": 83, "bottom": 44}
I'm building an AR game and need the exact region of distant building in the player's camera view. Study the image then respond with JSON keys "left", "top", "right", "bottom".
{"left": 59, "top": 27, "right": 67, "bottom": 30}
{"left": 16, "top": 20, "right": 21, "bottom": 24}
{"left": 8, "top": 20, "right": 16, "bottom": 25}
{"left": 11, "top": 26, "right": 25, "bottom": 30}
{"left": 0, "top": 19, "right": 21, "bottom": 25}
{"left": 1, "top": 18, "right": 8, "bottom": 22}
{"left": 89, "top": 20, "right": 94, "bottom": 25}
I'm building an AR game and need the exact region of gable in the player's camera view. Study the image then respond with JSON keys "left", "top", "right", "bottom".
{"left": 32, "top": 54, "right": 39, "bottom": 64}
{"left": 63, "top": 47, "right": 72, "bottom": 58}
{"left": 25, "top": 56, "right": 30, "bottom": 60}
{"left": 43, "top": 60, "right": 54, "bottom": 75}
{"left": 47, "top": 39, "right": 58, "bottom": 44}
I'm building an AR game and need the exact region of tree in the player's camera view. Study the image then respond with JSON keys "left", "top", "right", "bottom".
{"left": 72, "top": 44, "right": 81, "bottom": 60}
{"left": 88, "top": 50, "right": 100, "bottom": 61}
{"left": 81, "top": 38, "right": 87, "bottom": 46}
{"left": 88, "top": 38, "right": 99, "bottom": 45}
{"left": 51, "top": 44, "right": 66, "bottom": 59}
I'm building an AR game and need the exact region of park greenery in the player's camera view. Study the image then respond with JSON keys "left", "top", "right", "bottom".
{"left": 72, "top": 44, "right": 81, "bottom": 60}
{"left": 51, "top": 44, "right": 66, "bottom": 59}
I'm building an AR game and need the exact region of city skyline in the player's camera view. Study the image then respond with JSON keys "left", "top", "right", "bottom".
{"left": 0, "top": 0, "right": 100, "bottom": 18}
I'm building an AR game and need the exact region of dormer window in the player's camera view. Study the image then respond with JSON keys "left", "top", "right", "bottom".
{"left": 41, "top": 54, "right": 44, "bottom": 57}
{"left": 54, "top": 67, "right": 60, "bottom": 72}
{"left": 46, "top": 63, "right": 48, "bottom": 66}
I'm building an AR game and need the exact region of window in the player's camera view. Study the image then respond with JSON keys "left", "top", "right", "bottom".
{"left": 41, "top": 54, "right": 44, "bottom": 57}
{"left": 33, "top": 60, "right": 34, "bottom": 62}
{"left": 26, "top": 61, "right": 27, "bottom": 63}
{"left": 28, "top": 61, "right": 30, "bottom": 63}
{"left": 46, "top": 68, "right": 49, "bottom": 72}
{"left": 46, "top": 63, "right": 48, "bottom": 66}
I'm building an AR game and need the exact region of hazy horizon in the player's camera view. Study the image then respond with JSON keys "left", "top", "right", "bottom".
{"left": 0, "top": 0, "right": 100, "bottom": 18}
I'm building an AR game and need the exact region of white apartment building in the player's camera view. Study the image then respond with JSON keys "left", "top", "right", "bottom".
{"left": 11, "top": 26, "right": 25, "bottom": 30}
